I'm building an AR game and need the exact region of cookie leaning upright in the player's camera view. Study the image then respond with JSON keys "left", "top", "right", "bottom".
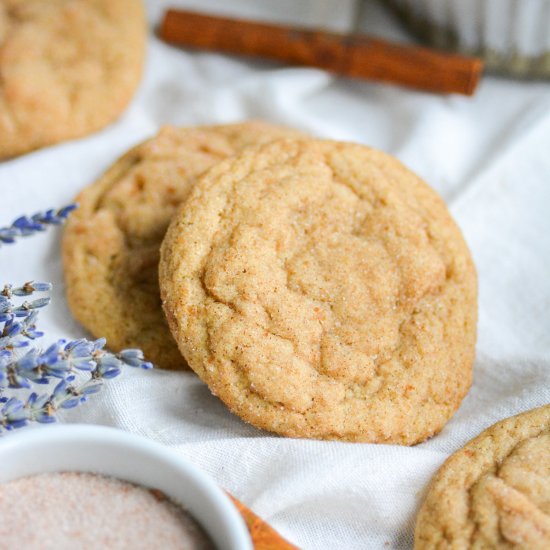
{"left": 159, "top": 138, "right": 478, "bottom": 444}
{"left": 62, "top": 122, "right": 304, "bottom": 371}
{"left": 0, "top": 0, "right": 146, "bottom": 158}
{"left": 415, "top": 404, "right": 550, "bottom": 549}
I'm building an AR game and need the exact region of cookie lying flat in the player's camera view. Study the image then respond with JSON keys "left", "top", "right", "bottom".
{"left": 159, "top": 139, "right": 477, "bottom": 443}
{"left": 415, "top": 405, "right": 550, "bottom": 549}
{"left": 0, "top": 0, "right": 145, "bottom": 158}
{"left": 63, "top": 122, "right": 303, "bottom": 370}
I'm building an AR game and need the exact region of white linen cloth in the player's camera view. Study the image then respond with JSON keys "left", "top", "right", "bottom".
{"left": 1, "top": 1, "right": 550, "bottom": 548}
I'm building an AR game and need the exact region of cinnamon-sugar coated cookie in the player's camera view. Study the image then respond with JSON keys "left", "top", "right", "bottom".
{"left": 159, "top": 139, "right": 478, "bottom": 443}
{"left": 0, "top": 0, "right": 145, "bottom": 158}
{"left": 415, "top": 405, "right": 550, "bottom": 549}
{"left": 62, "top": 122, "right": 304, "bottom": 370}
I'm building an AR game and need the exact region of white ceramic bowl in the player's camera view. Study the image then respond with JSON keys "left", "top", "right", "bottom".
{"left": 0, "top": 424, "right": 252, "bottom": 550}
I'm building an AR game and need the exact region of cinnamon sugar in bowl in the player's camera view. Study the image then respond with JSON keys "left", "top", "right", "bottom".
{"left": 0, "top": 425, "right": 252, "bottom": 550}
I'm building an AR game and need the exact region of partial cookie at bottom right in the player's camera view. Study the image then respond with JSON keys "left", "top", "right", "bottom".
{"left": 415, "top": 404, "right": 550, "bottom": 549}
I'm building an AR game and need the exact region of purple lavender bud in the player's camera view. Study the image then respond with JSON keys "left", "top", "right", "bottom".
{"left": 81, "top": 384, "right": 103, "bottom": 395}
{"left": 92, "top": 337, "right": 107, "bottom": 351}
{"left": 26, "top": 297, "right": 51, "bottom": 310}
{"left": 34, "top": 413, "right": 56, "bottom": 424}
{"left": 2, "top": 397, "right": 25, "bottom": 415}
{"left": 28, "top": 393, "right": 50, "bottom": 410}
{"left": 26, "top": 393, "right": 38, "bottom": 407}
{"left": 30, "top": 282, "right": 53, "bottom": 292}
{"left": 24, "top": 310, "right": 40, "bottom": 323}
{"left": 17, "top": 349, "right": 39, "bottom": 370}
{"left": 118, "top": 349, "right": 153, "bottom": 369}
{"left": 118, "top": 348, "right": 146, "bottom": 367}
{"left": 59, "top": 397, "right": 81, "bottom": 409}
{"left": 65, "top": 340, "right": 95, "bottom": 371}
{"left": 52, "top": 379, "right": 70, "bottom": 400}
{"left": 23, "top": 327, "right": 43, "bottom": 340}
{"left": 37, "top": 209, "right": 56, "bottom": 223}
{"left": 72, "top": 357, "right": 95, "bottom": 371}
{"left": 8, "top": 340, "right": 30, "bottom": 349}
{"left": 95, "top": 354, "right": 119, "bottom": 371}
{"left": 100, "top": 368, "right": 122, "bottom": 379}
{"left": 11, "top": 282, "right": 53, "bottom": 296}
{"left": 13, "top": 310, "right": 29, "bottom": 318}
{"left": 12, "top": 216, "right": 43, "bottom": 232}
{"left": 40, "top": 342, "right": 62, "bottom": 366}
{"left": 95, "top": 361, "right": 120, "bottom": 380}
{"left": 7, "top": 371, "right": 31, "bottom": 389}
{"left": 58, "top": 204, "right": 78, "bottom": 218}
{"left": 94, "top": 354, "right": 122, "bottom": 380}
{"left": 47, "top": 360, "right": 72, "bottom": 378}
{"left": 65, "top": 338, "right": 94, "bottom": 359}
{"left": 4, "top": 320, "right": 23, "bottom": 338}
{"left": 0, "top": 230, "right": 17, "bottom": 244}
{"left": 5, "top": 418, "right": 28, "bottom": 429}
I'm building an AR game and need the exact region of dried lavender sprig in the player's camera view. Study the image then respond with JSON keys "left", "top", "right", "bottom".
{"left": 0, "top": 384, "right": 81, "bottom": 430}
{"left": 0, "top": 311, "right": 44, "bottom": 348}
{"left": 2, "top": 281, "right": 53, "bottom": 298}
{"left": 1, "top": 202, "right": 154, "bottom": 433}
{"left": 0, "top": 337, "right": 152, "bottom": 390}
{"left": 0, "top": 283, "right": 51, "bottom": 348}
{"left": 0, "top": 275, "right": 153, "bottom": 433}
{"left": 0, "top": 355, "right": 152, "bottom": 432}
{"left": 0, "top": 343, "right": 152, "bottom": 432}
{"left": 0, "top": 204, "right": 77, "bottom": 246}
{"left": 0, "top": 295, "right": 51, "bottom": 323}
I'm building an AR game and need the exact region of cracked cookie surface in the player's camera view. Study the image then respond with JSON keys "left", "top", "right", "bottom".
{"left": 415, "top": 404, "right": 550, "bottom": 549}
{"left": 159, "top": 139, "right": 477, "bottom": 442}
{"left": 63, "top": 122, "right": 303, "bottom": 370}
{"left": 0, "top": 0, "right": 145, "bottom": 158}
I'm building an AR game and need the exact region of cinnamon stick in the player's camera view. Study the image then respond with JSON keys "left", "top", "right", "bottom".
{"left": 229, "top": 495, "right": 299, "bottom": 550}
{"left": 160, "top": 9, "right": 483, "bottom": 96}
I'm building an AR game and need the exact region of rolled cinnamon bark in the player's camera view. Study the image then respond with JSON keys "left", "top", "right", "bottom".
{"left": 160, "top": 9, "right": 483, "bottom": 96}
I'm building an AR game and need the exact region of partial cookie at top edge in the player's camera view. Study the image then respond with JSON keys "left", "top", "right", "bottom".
{"left": 159, "top": 138, "right": 478, "bottom": 443}
{"left": 62, "top": 122, "right": 305, "bottom": 370}
{"left": 415, "top": 404, "right": 550, "bottom": 549}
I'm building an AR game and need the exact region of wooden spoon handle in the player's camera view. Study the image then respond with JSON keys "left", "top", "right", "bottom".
{"left": 230, "top": 495, "right": 300, "bottom": 549}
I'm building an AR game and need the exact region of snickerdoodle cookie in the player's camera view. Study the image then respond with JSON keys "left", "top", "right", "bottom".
{"left": 63, "top": 122, "right": 304, "bottom": 370}
{"left": 0, "top": 0, "right": 145, "bottom": 158}
{"left": 159, "top": 139, "right": 477, "bottom": 443}
{"left": 415, "top": 404, "right": 550, "bottom": 549}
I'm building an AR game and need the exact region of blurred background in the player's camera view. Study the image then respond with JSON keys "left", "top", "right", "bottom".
{"left": 149, "top": 0, "right": 550, "bottom": 78}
